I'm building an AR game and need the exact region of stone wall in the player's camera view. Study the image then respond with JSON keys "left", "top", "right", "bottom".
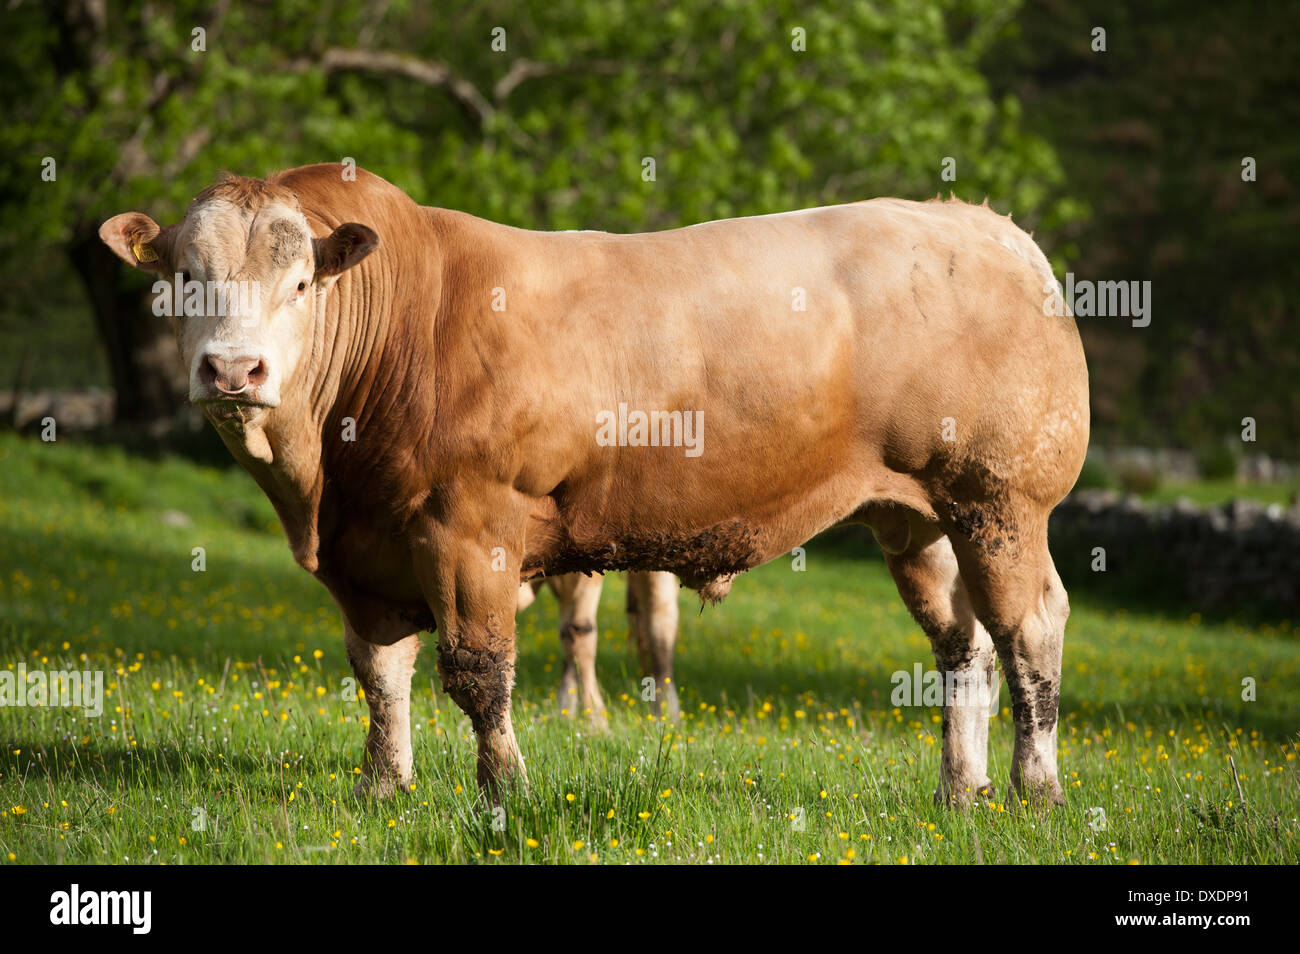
{"left": 1089, "top": 447, "right": 1295, "bottom": 484}
{"left": 1050, "top": 490, "right": 1300, "bottom": 613}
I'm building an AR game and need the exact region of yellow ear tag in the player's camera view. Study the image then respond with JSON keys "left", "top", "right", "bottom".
{"left": 133, "top": 242, "right": 159, "bottom": 263}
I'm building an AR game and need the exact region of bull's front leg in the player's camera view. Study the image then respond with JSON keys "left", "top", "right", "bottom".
{"left": 345, "top": 622, "right": 421, "bottom": 798}
{"left": 413, "top": 515, "right": 529, "bottom": 797}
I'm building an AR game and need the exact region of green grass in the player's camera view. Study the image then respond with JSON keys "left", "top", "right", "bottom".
{"left": 1141, "top": 479, "right": 1300, "bottom": 508}
{"left": 0, "top": 432, "right": 1297, "bottom": 864}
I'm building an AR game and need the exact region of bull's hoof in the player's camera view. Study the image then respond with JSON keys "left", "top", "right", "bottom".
{"left": 559, "top": 692, "right": 610, "bottom": 732}
{"left": 1009, "top": 777, "right": 1066, "bottom": 810}
{"left": 352, "top": 773, "right": 409, "bottom": 799}
{"left": 558, "top": 683, "right": 581, "bottom": 718}
{"left": 933, "top": 779, "right": 996, "bottom": 808}
{"left": 477, "top": 766, "right": 529, "bottom": 804}
{"left": 648, "top": 686, "right": 682, "bottom": 724}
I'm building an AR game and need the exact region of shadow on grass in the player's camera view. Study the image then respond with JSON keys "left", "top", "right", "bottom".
{"left": 1, "top": 740, "right": 360, "bottom": 796}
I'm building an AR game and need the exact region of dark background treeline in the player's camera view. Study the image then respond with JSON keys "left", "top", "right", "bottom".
{"left": 985, "top": 0, "right": 1298, "bottom": 459}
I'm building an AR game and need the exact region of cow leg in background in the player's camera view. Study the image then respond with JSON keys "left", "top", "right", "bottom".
{"left": 345, "top": 623, "right": 421, "bottom": 798}
{"left": 627, "top": 571, "right": 682, "bottom": 722}
{"left": 880, "top": 522, "right": 996, "bottom": 805}
{"left": 950, "top": 512, "right": 1068, "bottom": 807}
{"left": 414, "top": 529, "right": 528, "bottom": 797}
{"left": 515, "top": 579, "right": 542, "bottom": 612}
{"left": 548, "top": 573, "right": 609, "bottom": 728}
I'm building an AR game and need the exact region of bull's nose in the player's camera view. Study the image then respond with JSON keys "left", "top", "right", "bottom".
{"left": 201, "top": 355, "right": 268, "bottom": 395}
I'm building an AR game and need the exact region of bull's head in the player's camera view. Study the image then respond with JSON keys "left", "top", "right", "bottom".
{"left": 99, "top": 175, "right": 378, "bottom": 426}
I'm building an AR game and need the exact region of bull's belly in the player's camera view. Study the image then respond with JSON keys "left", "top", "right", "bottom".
{"left": 521, "top": 454, "right": 911, "bottom": 589}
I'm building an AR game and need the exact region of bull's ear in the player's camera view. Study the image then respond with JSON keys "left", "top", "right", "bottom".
{"left": 313, "top": 223, "right": 379, "bottom": 279}
{"left": 99, "top": 212, "right": 169, "bottom": 272}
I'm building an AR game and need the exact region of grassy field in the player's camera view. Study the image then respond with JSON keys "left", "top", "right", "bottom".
{"left": 1142, "top": 480, "right": 1300, "bottom": 508}
{"left": 0, "top": 431, "right": 1297, "bottom": 865}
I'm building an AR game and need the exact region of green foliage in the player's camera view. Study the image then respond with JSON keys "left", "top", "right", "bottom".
{"left": 415, "top": 0, "right": 1068, "bottom": 230}
{"left": 984, "top": 0, "right": 1300, "bottom": 457}
{"left": 4, "top": 0, "right": 1065, "bottom": 235}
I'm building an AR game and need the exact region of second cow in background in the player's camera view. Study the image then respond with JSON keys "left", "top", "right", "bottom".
{"left": 518, "top": 572, "right": 681, "bottom": 725}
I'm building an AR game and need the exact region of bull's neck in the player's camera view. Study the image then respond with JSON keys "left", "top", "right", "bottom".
{"left": 242, "top": 230, "right": 440, "bottom": 573}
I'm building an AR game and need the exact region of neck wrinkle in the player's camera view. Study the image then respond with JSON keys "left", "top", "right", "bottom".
{"left": 250, "top": 267, "right": 377, "bottom": 574}
{"left": 250, "top": 202, "right": 443, "bottom": 571}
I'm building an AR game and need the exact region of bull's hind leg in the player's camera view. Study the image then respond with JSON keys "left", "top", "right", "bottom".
{"left": 881, "top": 520, "right": 997, "bottom": 805}
{"left": 550, "top": 573, "right": 609, "bottom": 728}
{"left": 345, "top": 623, "right": 421, "bottom": 798}
{"left": 948, "top": 510, "right": 1068, "bottom": 807}
{"left": 627, "top": 571, "right": 682, "bottom": 722}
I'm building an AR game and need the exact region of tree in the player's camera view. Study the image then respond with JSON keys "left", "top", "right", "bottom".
{"left": 0, "top": 0, "right": 1067, "bottom": 424}
{"left": 985, "top": 0, "right": 1300, "bottom": 456}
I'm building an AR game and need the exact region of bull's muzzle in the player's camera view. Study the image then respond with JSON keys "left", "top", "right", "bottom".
{"left": 197, "top": 354, "right": 269, "bottom": 400}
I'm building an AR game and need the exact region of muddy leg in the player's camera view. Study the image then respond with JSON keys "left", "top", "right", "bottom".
{"left": 627, "top": 571, "right": 681, "bottom": 721}
{"left": 345, "top": 623, "right": 421, "bottom": 798}
{"left": 951, "top": 518, "right": 1068, "bottom": 807}
{"left": 414, "top": 535, "right": 528, "bottom": 798}
{"left": 882, "top": 524, "right": 997, "bottom": 805}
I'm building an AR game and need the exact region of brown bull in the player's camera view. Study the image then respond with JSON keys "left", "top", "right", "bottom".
{"left": 101, "top": 164, "right": 1088, "bottom": 805}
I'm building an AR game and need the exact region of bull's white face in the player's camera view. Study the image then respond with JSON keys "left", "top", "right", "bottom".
{"left": 166, "top": 198, "right": 316, "bottom": 414}
{"left": 100, "top": 185, "right": 378, "bottom": 429}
